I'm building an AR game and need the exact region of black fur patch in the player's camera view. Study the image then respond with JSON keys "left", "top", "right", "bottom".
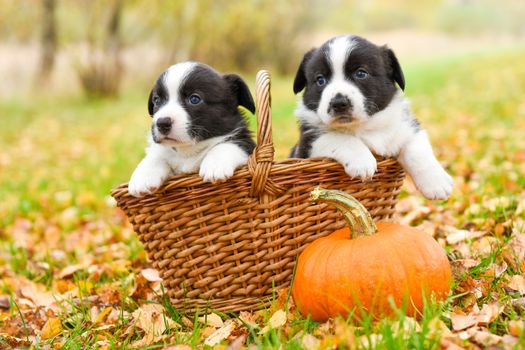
{"left": 148, "top": 71, "right": 168, "bottom": 116}
{"left": 293, "top": 46, "right": 333, "bottom": 112}
{"left": 149, "top": 64, "right": 255, "bottom": 154}
{"left": 289, "top": 124, "right": 320, "bottom": 158}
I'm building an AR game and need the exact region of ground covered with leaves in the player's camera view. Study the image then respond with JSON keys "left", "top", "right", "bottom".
{"left": 1, "top": 49, "right": 525, "bottom": 349}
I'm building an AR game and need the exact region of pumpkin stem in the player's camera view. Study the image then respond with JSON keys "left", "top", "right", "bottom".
{"left": 310, "top": 187, "right": 377, "bottom": 238}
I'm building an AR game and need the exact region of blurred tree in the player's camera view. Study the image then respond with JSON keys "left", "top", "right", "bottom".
{"left": 37, "top": 0, "right": 57, "bottom": 84}
{"left": 189, "top": 0, "right": 315, "bottom": 74}
{"left": 132, "top": 0, "right": 316, "bottom": 74}
{"left": 76, "top": 0, "right": 123, "bottom": 97}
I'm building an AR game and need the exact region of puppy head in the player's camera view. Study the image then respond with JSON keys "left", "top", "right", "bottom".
{"left": 293, "top": 35, "right": 405, "bottom": 128}
{"left": 148, "top": 62, "right": 255, "bottom": 146}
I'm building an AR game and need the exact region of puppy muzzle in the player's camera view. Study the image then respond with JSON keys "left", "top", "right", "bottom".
{"left": 328, "top": 94, "right": 354, "bottom": 123}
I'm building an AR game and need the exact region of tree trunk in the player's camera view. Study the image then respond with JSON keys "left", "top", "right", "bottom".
{"left": 77, "top": 0, "right": 123, "bottom": 98}
{"left": 38, "top": 0, "right": 57, "bottom": 84}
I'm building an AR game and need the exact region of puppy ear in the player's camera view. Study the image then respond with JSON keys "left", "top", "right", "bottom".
{"left": 147, "top": 90, "right": 154, "bottom": 116}
{"left": 293, "top": 48, "right": 315, "bottom": 94}
{"left": 224, "top": 74, "right": 256, "bottom": 114}
{"left": 384, "top": 47, "right": 405, "bottom": 91}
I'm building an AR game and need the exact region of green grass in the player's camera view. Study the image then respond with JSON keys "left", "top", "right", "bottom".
{"left": 1, "top": 47, "right": 525, "bottom": 348}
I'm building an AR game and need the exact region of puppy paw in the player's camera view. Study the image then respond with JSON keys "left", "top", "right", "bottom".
{"left": 128, "top": 168, "right": 166, "bottom": 197}
{"left": 199, "top": 157, "right": 236, "bottom": 183}
{"left": 413, "top": 167, "right": 453, "bottom": 200}
{"left": 342, "top": 154, "right": 377, "bottom": 180}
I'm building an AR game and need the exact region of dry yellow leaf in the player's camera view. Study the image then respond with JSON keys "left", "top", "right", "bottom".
{"left": 238, "top": 311, "right": 258, "bottom": 328}
{"left": 132, "top": 303, "right": 178, "bottom": 337}
{"left": 20, "top": 281, "right": 55, "bottom": 308}
{"left": 477, "top": 303, "right": 504, "bottom": 325}
{"left": 450, "top": 313, "right": 478, "bottom": 331}
{"left": 204, "top": 323, "right": 233, "bottom": 346}
{"left": 301, "top": 333, "right": 320, "bottom": 350}
{"left": 140, "top": 268, "right": 162, "bottom": 282}
{"left": 95, "top": 307, "right": 113, "bottom": 324}
{"left": 507, "top": 275, "right": 525, "bottom": 295}
{"left": 451, "top": 302, "right": 503, "bottom": 331}
{"left": 259, "top": 309, "right": 287, "bottom": 335}
{"left": 508, "top": 319, "right": 524, "bottom": 337}
{"left": 58, "top": 262, "right": 90, "bottom": 279}
{"left": 198, "top": 313, "right": 224, "bottom": 328}
{"left": 161, "top": 345, "right": 193, "bottom": 350}
{"left": 41, "top": 317, "right": 62, "bottom": 340}
{"left": 269, "top": 309, "right": 287, "bottom": 328}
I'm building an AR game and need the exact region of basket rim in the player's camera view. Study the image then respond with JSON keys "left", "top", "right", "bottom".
{"left": 111, "top": 156, "right": 402, "bottom": 199}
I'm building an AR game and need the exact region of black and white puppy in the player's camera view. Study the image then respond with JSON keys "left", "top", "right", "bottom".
{"left": 128, "top": 62, "right": 255, "bottom": 197}
{"left": 291, "top": 35, "right": 453, "bottom": 200}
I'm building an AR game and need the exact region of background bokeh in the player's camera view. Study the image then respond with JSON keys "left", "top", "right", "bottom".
{"left": 1, "top": 2, "right": 525, "bottom": 347}
{"left": 1, "top": 0, "right": 525, "bottom": 97}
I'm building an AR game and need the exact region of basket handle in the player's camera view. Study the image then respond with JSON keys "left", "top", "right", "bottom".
{"left": 248, "top": 70, "right": 286, "bottom": 197}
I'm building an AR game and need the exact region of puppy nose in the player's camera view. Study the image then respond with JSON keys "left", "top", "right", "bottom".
{"left": 156, "top": 117, "right": 172, "bottom": 134}
{"left": 329, "top": 94, "right": 351, "bottom": 113}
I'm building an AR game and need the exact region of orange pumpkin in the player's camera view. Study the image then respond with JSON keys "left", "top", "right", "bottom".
{"left": 292, "top": 187, "right": 451, "bottom": 322}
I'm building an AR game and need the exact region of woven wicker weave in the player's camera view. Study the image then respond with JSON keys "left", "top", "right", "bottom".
{"left": 111, "top": 70, "right": 405, "bottom": 313}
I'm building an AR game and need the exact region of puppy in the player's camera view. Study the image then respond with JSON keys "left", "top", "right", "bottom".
{"left": 128, "top": 62, "right": 256, "bottom": 197}
{"left": 291, "top": 35, "right": 453, "bottom": 200}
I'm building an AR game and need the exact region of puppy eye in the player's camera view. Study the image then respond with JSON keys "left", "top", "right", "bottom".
{"left": 152, "top": 95, "right": 161, "bottom": 105}
{"left": 315, "top": 74, "right": 327, "bottom": 87}
{"left": 188, "top": 94, "right": 202, "bottom": 105}
{"left": 354, "top": 69, "right": 369, "bottom": 79}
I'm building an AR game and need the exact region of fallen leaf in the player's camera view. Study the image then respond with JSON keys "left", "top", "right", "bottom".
{"left": 511, "top": 297, "right": 525, "bottom": 310}
{"left": 58, "top": 262, "right": 90, "bottom": 279}
{"left": 20, "top": 281, "right": 56, "bottom": 308}
{"left": 452, "top": 259, "right": 481, "bottom": 275}
{"left": 141, "top": 268, "right": 162, "bottom": 282}
{"left": 301, "top": 333, "right": 320, "bottom": 350}
{"left": 132, "top": 303, "right": 178, "bottom": 337}
{"left": 0, "top": 295, "right": 10, "bottom": 309}
{"left": 200, "top": 326, "right": 217, "bottom": 339}
{"left": 238, "top": 311, "right": 258, "bottom": 329}
{"left": 450, "top": 303, "right": 503, "bottom": 331}
{"left": 451, "top": 313, "right": 478, "bottom": 331}
{"left": 508, "top": 319, "right": 524, "bottom": 337}
{"left": 204, "top": 323, "right": 233, "bottom": 346}
{"left": 443, "top": 226, "right": 486, "bottom": 245}
{"left": 131, "top": 333, "right": 170, "bottom": 349}
{"left": 41, "top": 317, "right": 62, "bottom": 340}
{"left": 198, "top": 313, "right": 224, "bottom": 328}
{"left": 225, "top": 334, "right": 247, "bottom": 350}
{"left": 94, "top": 307, "right": 113, "bottom": 324}
{"left": 476, "top": 303, "right": 503, "bottom": 325}
{"left": 427, "top": 318, "right": 452, "bottom": 338}
{"left": 0, "top": 334, "right": 31, "bottom": 348}
{"left": 391, "top": 317, "right": 421, "bottom": 337}
{"left": 501, "top": 334, "right": 519, "bottom": 347}
{"left": 440, "top": 335, "right": 465, "bottom": 350}
{"left": 259, "top": 309, "right": 287, "bottom": 335}
{"left": 359, "top": 334, "right": 382, "bottom": 348}
{"left": 471, "top": 236, "right": 500, "bottom": 255}
{"left": 468, "top": 328, "right": 502, "bottom": 347}
{"left": 507, "top": 275, "right": 525, "bottom": 295}
{"left": 508, "top": 233, "right": 525, "bottom": 259}
{"left": 268, "top": 309, "right": 287, "bottom": 328}
{"left": 161, "top": 346, "right": 193, "bottom": 350}
{"left": 494, "top": 262, "right": 508, "bottom": 278}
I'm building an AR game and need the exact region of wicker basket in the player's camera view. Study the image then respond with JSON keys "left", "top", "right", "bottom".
{"left": 111, "top": 70, "right": 405, "bottom": 313}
